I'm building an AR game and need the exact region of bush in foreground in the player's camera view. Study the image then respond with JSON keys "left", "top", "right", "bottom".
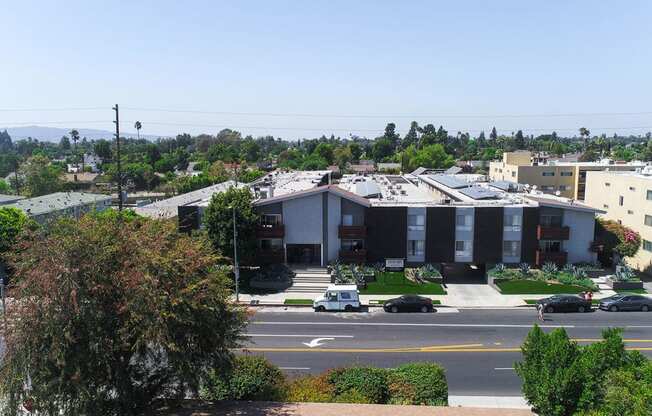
{"left": 388, "top": 362, "right": 448, "bottom": 405}
{"left": 200, "top": 355, "right": 286, "bottom": 401}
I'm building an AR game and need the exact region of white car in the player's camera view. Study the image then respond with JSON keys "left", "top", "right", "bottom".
{"left": 313, "top": 284, "right": 360, "bottom": 312}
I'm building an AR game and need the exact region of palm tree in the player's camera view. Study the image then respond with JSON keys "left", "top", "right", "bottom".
{"left": 70, "top": 129, "right": 80, "bottom": 171}
{"left": 134, "top": 121, "right": 142, "bottom": 140}
{"left": 579, "top": 127, "right": 590, "bottom": 151}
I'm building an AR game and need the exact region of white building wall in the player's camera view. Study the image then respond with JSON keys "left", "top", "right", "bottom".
{"left": 502, "top": 206, "right": 523, "bottom": 264}
{"left": 282, "top": 193, "right": 323, "bottom": 245}
{"left": 455, "top": 207, "right": 474, "bottom": 262}
{"left": 327, "top": 193, "right": 341, "bottom": 262}
{"left": 563, "top": 209, "right": 597, "bottom": 264}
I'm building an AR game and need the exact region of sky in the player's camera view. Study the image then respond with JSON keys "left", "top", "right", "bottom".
{"left": 2, "top": 0, "right": 652, "bottom": 140}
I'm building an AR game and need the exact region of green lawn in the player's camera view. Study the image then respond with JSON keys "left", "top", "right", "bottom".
{"left": 359, "top": 272, "right": 446, "bottom": 295}
{"left": 615, "top": 288, "right": 648, "bottom": 294}
{"left": 283, "top": 299, "right": 313, "bottom": 305}
{"left": 496, "top": 279, "right": 592, "bottom": 295}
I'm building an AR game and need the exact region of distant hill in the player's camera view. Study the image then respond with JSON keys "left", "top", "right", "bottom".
{"left": 0, "top": 125, "right": 169, "bottom": 142}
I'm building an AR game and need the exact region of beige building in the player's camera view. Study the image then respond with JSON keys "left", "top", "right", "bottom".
{"left": 584, "top": 169, "right": 652, "bottom": 273}
{"left": 489, "top": 151, "right": 645, "bottom": 200}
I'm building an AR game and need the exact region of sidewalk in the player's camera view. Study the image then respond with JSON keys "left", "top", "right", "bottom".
{"left": 155, "top": 400, "right": 534, "bottom": 416}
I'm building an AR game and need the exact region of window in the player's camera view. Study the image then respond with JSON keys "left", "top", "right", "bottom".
{"left": 540, "top": 214, "right": 562, "bottom": 227}
{"left": 503, "top": 241, "right": 521, "bottom": 257}
{"left": 407, "top": 214, "right": 425, "bottom": 231}
{"left": 603, "top": 204, "right": 609, "bottom": 209}
{"left": 560, "top": 171, "right": 573, "bottom": 177}
{"left": 542, "top": 171, "right": 555, "bottom": 177}
{"left": 539, "top": 240, "right": 562, "bottom": 253}
{"left": 647, "top": 190, "right": 652, "bottom": 200}
{"left": 260, "top": 214, "right": 282, "bottom": 226}
{"left": 558, "top": 185, "right": 568, "bottom": 191}
{"left": 627, "top": 210, "right": 634, "bottom": 215}
{"left": 511, "top": 171, "right": 516, "bottom": 177}
{"left": 541, "top": 185, "right": 556, "bottom": 191}
{"left": 341, "top": 239, "right": 364, "bottom": 251}
{"left": 619, "top": 196, "right": 624, "bottom": 206}
{"left": 456, "top": 214, "right": 472, "bottom": 230}
{"left": 629, "top": 186, "right": 636, "bottom": 191}
{"left": 455, "top": 240, "right": 471, "bottom": 256}
{"left": 342, "top": 214, "right": 353, "bottom": 226}
{"left": 340, "top": 292, "right": 351, "bottom": 300}
{"left": 259, "top": 238, "right": 283, "bottom": 250}
{"left": 645, "top": 215, "right": 652, "bottom": 226}
{"left": 504, "top": 214, "right": 522, "bottom": 232}
{"left": 407, "top": 240, "right": 425, "bottom": 256}
{"left": 644, "top": 240, "right": 652, "bottom": 252}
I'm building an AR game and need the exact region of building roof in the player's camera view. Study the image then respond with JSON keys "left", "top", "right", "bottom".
{"left": 444, "top": 166, "right": 463, "bottom": 175}
{"left": 523, "top": 195, "right": 604, "bottom": 214}
{"left": 254, "top": 184, "right": 372, "bottom": 208}
{"left": 354, "top": 181, "right": 382, "bottom": 198}
{"left": 64, "top": 172, "right": 100, "bottom": 183}
{"left": 0, "top": 194, "right": 25, "bottom": 205}
{"left": 134, "top": 180, "right": 240, "bottom": 219}
{"left": 5, "top": 192, "right": 112, "bottom": 217}
{"left": 458, "top": 186, "right": 500, "bottom": 200}
{"left": 426, "top": 175, "right": 469, "bottom": 189}
{"left": 349, "top": 164, "right": 376, "bottom": 173}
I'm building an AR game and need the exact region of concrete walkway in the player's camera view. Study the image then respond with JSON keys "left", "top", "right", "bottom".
{"left": 155, "top": 401, "right": 534, "bottom": 416}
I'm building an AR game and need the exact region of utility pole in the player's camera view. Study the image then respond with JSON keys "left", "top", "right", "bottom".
{"left": 112, "top": 104, "right": 123, "bottom": 211}
{"left": 232, "top": 206, "right": 240, "bottom": 303}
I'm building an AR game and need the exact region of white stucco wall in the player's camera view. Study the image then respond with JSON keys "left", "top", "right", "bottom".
{"left": 455, "top": 207, "right": 474, "bottom": 262}
{"left": 282, "top": 193, "right": 323, "bottom": 245}
{"left": 327, "top": 193, "right": 341, "bottom": 262}
{"left": 563, "top": 209, "right": 597, "bottom": 264}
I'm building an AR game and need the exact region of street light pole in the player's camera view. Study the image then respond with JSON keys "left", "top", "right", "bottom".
{"left": 232, "top": 206, "right": 240, "bottom": 303}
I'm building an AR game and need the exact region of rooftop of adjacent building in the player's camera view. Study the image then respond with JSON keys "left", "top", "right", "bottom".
{"left": 585, "top": 166, "right": 652, "bottom": 180}
{"left": 0, "top": 194, "right": 25, "bottom": 205}
{"left": 3, "top": 192, "right": 112, "bottom": 216}
{"left": 496, "top": 150, "right": 646, "bottom": 168}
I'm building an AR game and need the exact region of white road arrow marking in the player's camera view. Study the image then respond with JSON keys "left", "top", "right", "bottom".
{"left": 302, "top": 337, "right": 335, "bottom": 348}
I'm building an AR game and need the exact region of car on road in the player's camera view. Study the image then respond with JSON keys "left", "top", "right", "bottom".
{"left": 537, "top": 294, "right": 591, "bottom": 313}
{"left": 313, "top": 285, "right": 360, "bottom": 312}
{"left": 383, "top": 295, "right": 435, "bottom": 313}
{"left": 599, "top": 293, "right": 652, "bottom": 312}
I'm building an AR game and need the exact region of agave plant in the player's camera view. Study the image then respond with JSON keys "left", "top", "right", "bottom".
{"left": 542, "top": 262, "right": 558, "bottom": 276}
{"left": 572, "top": 266, "right": 588, "bottom": 280}
{"left": 562, "top": 263, "right": 576, "bottom": 274}
{"left": 615, "top": 263, "right": 635, "bottom": 281}
{"left": 519, "top": 262, "right": 531, "bottom": 276}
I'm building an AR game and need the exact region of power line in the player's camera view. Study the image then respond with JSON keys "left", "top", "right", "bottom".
{"left": 0, "top": 107, "right": 107, "bottom": 112}
{"left": 121, "top": 106, "right": 652, "bottom": 119}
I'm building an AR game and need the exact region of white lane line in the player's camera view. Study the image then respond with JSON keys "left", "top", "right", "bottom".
{"left": 247, "top": 334, "right": 354, "bottom": 338}
{"left": 279, "top": 367, "right": 311, "bottom": 370}
{"left": 494, "top": 367, "right": 515, "bottom": 370}
{"left": 252, "top": 321, "right": 575, "bottom": 328}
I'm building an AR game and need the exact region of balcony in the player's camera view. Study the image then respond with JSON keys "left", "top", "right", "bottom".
{"left": 257, "top": 249, "right": 285, "bottom": 264}
{"left": 535, "top": 250, "right": 568, "bottom": 266}
{"left": 339, "top": 249, "right": 367, "bottom": 264}
{"left": 256, "top": 224, "right": 285, "bottom": 238}
{"left": 338, "top": 225, "right": 367, "bottom": 239}
{"left": 537, "top": 225, "right": 570, "bottom": 240}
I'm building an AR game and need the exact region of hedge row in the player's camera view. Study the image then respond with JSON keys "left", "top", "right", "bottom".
{"left": 200, "top": 355, "right": 448, "bottom": 406}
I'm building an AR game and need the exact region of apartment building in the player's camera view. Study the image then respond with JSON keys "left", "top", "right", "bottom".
{"left": 2, "top": 192, "right": 112, "bottom": 224}
{"left": 489, "top": 151, "right": 645, "bottom": 200}
{"left": 584, "top": 169, "right": 652, "bottom": 273}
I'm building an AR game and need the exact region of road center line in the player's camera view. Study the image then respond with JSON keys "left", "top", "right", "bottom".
{"left": 251, "top": 321, "right": 575, "bottom": 328}
{"left": 247, "top": 334, "right": 354, "bottom": 338}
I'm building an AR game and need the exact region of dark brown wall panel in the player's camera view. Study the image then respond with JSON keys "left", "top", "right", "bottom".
{"left": 521, "top": 207, "right": 540, "bottom": 264}
{"left": 365, "top": 207, "right": 407, "bottom": 262}
{"left": 473, "top": 207, "right": 503, "bottom": 264}
{"left": 425, "top": 207, "right": 455, "bottom": 263}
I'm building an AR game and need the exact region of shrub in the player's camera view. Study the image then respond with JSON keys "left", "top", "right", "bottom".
{"left": 328, "top": 367, "right": 389, "bottom": 404}
{"left": 541, "top": 262, "right": 558, "bottom": 277}
{"left": 284, "top": 374, "right": 335, "bottom": 403}
{"left": 519, "top": 262, "right": 531, "bottom": 276}
{"left": 200, "top": 355, "right": 285, "bottom": 402}
{"left": 387, "top": 362, "right": 448, "bottom": 406}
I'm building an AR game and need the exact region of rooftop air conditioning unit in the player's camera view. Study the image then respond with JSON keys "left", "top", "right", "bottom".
{"left": 400, "top": 190, "right": 407, "bottom": 195}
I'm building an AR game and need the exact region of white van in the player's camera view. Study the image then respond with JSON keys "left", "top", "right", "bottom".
{"left": 313, "top": 284, "right": 361, "bottom": 312}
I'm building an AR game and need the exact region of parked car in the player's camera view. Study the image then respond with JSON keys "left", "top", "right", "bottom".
{"left": 599, "top": 293, "right": 652, "bottom": 312}
{"left": 537, "top": 295, "right": 591, "bottom": 313}
{"left": 313, "top": 285, "right": 360, "bottom": 312}
{"left": 383, "top": 295, "right": 435, "bottom": 313}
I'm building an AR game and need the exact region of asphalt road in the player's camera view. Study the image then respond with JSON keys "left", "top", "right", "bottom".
{"left": 243, "top": 307, "right": 652, "bottom": 396}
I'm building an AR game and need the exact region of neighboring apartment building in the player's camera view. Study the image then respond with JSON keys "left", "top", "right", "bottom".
{"left": 3, "top": 192, "right": 112, "bottom": 224}
{"left": 175, "top": 169, "right": 601, "bottom": 280}
{"left": 584, "top": 169, "right": 652, "bottom": 273}
{"left": 489, "top": 151, "right": 645, "bottom": 200}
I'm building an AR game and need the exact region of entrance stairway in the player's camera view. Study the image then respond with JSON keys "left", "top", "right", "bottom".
{"left": 286, "top": 267, "right": 331, "bottom": 294}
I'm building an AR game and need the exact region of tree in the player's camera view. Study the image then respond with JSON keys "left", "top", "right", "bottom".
{"left": 93, "top": 139, "right": 112, "bottom": 160}
{"left": 489, "top": 126, "right": 498, "bottom": 143}
{"left": 59, "top": 135, "right": 71, "bottom": 151}
{"left": 403, "top": 121, "right": 420, "bottom": 148}
{"left": 0, "top": 213, "right": 245, "bottom": 415}
{"left": 372, "top": 138, "right": 394, "bottom": 162}
{"left": 69, "top": 129, "right": 80, "bottom": 170}
{"left": 0, "top": 179, "right": 9, "bottom": 194}
{"left": 134, "top": 121, "right": 142, "bottom": 140}
{"left": 406, "top": 144, "right": 455, "bottom": 171}
{"left": 203, "top": 186, "right": 258, "bottom": 261}
{"left": 514, "top": 130, "right": 525, "bottom": 149}
{"left": 19, "top": 155, "right": 64, "bottom": 197}
{"left": 382, "top": 122, "right": 401, "bottom": 148}
{"left": 0, "top": 207, "right": 31, "bottom": 257}
{"left": 333, "top": 146, "right": 352, "bottom": 170}
{"left": 0, "top": 130, "right": 12, "bottom": 153}
{"left": 579, "top": 127, "right": 591, "bottom": 151}
{"left": 348, "top": 142, "right": 363, "bottom": 161}
{"left": 313, "top": 143, "right": 334, "bottom": 165}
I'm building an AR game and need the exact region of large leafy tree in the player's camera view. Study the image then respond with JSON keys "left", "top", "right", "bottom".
{"left": 203, "top": 186, "right": 258, "bottom": 261}
{"left": 0, "top": 213, "right": 245, "bottom": 415}
{"left": 19, "top": 155, "right": 64, "bottom": 197}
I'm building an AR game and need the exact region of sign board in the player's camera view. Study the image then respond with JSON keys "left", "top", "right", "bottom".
{"left": 385, "top": 258, "right": 405, "bottom": 270}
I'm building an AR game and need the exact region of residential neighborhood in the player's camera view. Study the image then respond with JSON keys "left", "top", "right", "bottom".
{"left": 2, "top": 2, "right": 652, "bottom": 416}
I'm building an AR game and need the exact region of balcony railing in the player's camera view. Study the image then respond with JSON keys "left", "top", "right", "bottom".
{"left": 256, "top": 224, "right": 285, "bottom": 238}
{"left": 535, "top": 250, "right": 568, "bottom": 266}
{"left": 339, "top": 249, "right": 367, "bottom": 264}
{"left": 338, "top": 225, "right": 367, "bottom": 239}
{"left": 257, "top": 249, "right": 285, "bottom": 264}
{"left": 537, "top": 225, "right": 570, "bottom": 240}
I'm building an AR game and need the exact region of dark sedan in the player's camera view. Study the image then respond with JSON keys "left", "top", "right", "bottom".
{"left": 599, "top": 294, "right": 652, "bottom": 312}
{"left": 537, "top": 295, "right": 592, "bottom": 313}
{"left": 383, "top": 295, "right": 435, "bottom": 313}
